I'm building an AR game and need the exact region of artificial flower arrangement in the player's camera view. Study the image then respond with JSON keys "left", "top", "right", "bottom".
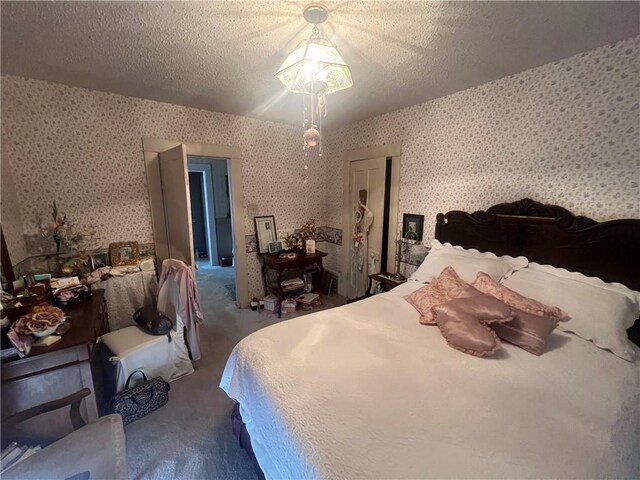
{"left": 282, "top": 219, "right": 317, "bottom": 253}
{"left": 44, "top": 201, "right": 99, "bottom": 276}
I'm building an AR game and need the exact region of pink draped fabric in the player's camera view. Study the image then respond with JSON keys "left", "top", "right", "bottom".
{"left": 158, "top": 259, "right": 204, "bottom": 361}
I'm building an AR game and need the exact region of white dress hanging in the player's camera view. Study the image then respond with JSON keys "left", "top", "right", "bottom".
{"left": 351, "top": 199, "right": 374, "bottom": 297}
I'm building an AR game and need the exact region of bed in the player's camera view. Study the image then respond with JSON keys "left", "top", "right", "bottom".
{"left": 220, "top": 199, "right": 640, "bottom": 479}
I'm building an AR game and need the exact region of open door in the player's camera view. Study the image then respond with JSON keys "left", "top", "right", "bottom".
{"left": 158, "top": 144, "right": 195, "bottom": 267}
{"left": 347, "top": 157, "right": 387, "bottom": 299}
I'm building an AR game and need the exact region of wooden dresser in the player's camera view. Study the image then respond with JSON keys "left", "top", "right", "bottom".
{"left": 258, "top": 251, "right": 327, "bottom": 318}
{"left": 1, "top": 290, "right": 108, "bottom": 446}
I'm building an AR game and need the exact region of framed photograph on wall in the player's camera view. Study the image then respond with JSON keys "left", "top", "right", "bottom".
{"left": 109, "top": 241, "right": 140, "bottom": 266}
{"left": 254, "top": 216, "right": 277, "bottom": 254}
{"left": 402, "top": 213, "right": 424, "bottom": 242}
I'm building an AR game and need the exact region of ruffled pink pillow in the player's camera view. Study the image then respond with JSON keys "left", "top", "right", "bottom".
{"left": 404, "top": 266, "right": 478, "bottom": 325}
{"left": 471, "top": 272, "right": 567, "bottom": 322}
{"left": 433, "top": 295, "right": 515, "bottom": 357}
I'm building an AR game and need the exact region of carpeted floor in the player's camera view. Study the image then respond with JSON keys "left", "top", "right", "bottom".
{"left": 125, "top": 265, "right": 345, "bottom": 479}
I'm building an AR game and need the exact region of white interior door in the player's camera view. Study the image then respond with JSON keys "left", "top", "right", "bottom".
{"left": 158, "top": 144, "right": 195, "bottom": 267}
{"left": 347, "top": 157, "right": 386, "bottom": 299}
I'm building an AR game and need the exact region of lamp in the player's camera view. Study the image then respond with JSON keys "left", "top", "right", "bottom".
{"left": 389, "top": 238, "right": 407, "bottom": 282}
{"left": 276, "top": 4, "right": 352, "bottom": 166}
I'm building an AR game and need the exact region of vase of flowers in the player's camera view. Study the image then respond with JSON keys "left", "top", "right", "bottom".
{"left": 282, "top": 219, "right": 317, "bottom": 255}
{"left": 282, "top": 232, "right": 304, "bottom": 254}
{"left": 45, "top": 201, "right": 98, "bottom": 277}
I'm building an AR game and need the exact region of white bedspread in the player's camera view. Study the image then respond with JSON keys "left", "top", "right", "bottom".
{"left": 220, "top": 281, "right": 640, "bottom": 479}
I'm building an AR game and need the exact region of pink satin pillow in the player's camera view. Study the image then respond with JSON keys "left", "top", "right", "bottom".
{"left": 471, "top": 272, "right": 566, "bottom": 322}
{"left": 404, "top": 266, "right": 478, "bottom": 325}
{"left": 490, "top": 309, "right": 558, "bottom": 355}
{"left": 471, "top": 272, "right": 564, "bottom": 355}
{"left": 433, "top": 295, "right": 515, "bottom": 357}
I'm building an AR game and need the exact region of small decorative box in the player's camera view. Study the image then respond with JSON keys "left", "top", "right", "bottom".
{"left": 263, "top": 294, "right": 279, "bottom": 313}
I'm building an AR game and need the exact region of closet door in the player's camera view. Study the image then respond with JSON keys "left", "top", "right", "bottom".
{"left": 158, "top": 144, "right": 195, "bottom": 267}
{"left": 347, "top": 157, "right": 387, "bottom": 299}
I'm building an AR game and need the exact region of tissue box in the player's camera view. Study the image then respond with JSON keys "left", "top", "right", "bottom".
{"left": 281, "top": 297, "right": 297, "bottom": 315}
{"left": 264, "top": 294, "right": 279, "bottom": 313}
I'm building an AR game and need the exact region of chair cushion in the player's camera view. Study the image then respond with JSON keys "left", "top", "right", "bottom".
{"left": 2, "top": 414, "right": 127, "bottom": 480}
{"left": 101, "top": 326, "right": 172, "bottom": 358}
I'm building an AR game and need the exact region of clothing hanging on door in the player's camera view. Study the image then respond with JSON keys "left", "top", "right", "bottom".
{"left": 351, "top": 189, "right": 374, "bottom": 297}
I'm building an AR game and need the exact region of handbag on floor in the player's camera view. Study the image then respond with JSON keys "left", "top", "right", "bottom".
{"left": 112, "top": 370, "right": 170, "bottom": 425}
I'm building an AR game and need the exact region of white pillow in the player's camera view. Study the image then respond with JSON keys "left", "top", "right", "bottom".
{"left": 502, "top": 263, "right": 640, "bottom": 362}
{"left": 409, "top": 240, "right": 528, "bottom": 284}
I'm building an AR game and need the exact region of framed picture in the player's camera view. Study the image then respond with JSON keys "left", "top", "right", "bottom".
{"left": 109, "top": 241, "right": 140, "bottom": 266}
{"left": 306, "top": 239, "right": 316, "bottom": 255}
{"left": 23, "top": 272, "right": 37, "bottom": 289}
{"left": 268, "top": 241, "right": 283, "bottom": 254}
{"left": 254, "top": 216, "right": 277, "bottom": 254}
{"left": 402, "top": 213, "right": 424, "bottom": 242}
{"left": 90, "top": 252, "right": 110, "bottom": 270}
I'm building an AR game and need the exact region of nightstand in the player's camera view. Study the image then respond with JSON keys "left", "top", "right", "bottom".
{"left": 366, "top": 272, "right": 407, "bottom": 297}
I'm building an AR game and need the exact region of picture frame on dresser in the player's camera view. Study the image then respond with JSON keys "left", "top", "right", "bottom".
{"left": 254, "top": 216, "right": 277, "bottom": 254}
{"left": 109, "top": 242, "right": 140, "bottom": 266}
{"left": 90, "top": 252, "right": 110, "bottom": 271}
{"left": 268, "top": 241, "right": 283, "bottom": 254}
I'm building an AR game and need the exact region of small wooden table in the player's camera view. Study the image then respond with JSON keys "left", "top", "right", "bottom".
{"left": 1, "top": 290, "right": 109, "bottom": 446}
{"left": 258, "top": 251, "right": 327, "bottom": 318}
{"left": 366, "top": 272, "right": 408, "bottom": 297}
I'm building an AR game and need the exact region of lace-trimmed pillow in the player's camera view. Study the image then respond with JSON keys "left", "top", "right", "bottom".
{"left": 409, "top": 240, "right": 528, "bottom": 283}
{"left": 502, "top": 264, "right": 640, "bottom": 361}
{"left": 404, "top": 266, "right": 478, "bottom": 325}
{"left": 471, "top": 272, "right": 566, "bottom": 322}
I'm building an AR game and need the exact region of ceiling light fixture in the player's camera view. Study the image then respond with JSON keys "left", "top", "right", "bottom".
{"left": 276, "top": 3, "right": 352, "bottom": 171}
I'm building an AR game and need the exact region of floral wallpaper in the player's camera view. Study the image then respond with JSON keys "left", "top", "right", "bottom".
{"left": 324, "top": 35, "right": 640, "bottom": 279}
{"left": 1, "top": 75, "right": 327, "bottom": 297}
{"left": 3, "top": 35, "right": 638, "bottom": 297}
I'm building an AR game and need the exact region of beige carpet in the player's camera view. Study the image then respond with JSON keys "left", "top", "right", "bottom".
{"left": 125, "top": 265, "right": 345, "bottom": 479}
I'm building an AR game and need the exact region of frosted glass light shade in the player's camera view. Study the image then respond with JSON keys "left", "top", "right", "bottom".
{"left": 276, "top": 35, "right": 353, "bottom": 95}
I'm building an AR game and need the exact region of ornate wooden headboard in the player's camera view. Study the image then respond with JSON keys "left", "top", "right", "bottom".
{"left": 435, "top": 198, "right": 640, "bottom": 291}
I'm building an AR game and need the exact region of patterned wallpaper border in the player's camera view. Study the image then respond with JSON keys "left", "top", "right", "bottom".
{"left": 316, "top": 226, "right": 343, "bottom": 246}
{"left": 245, "top": 226, "right": 343, "bottom": 254}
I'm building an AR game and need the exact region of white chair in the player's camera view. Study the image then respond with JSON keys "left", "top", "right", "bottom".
{"left": 99, "top": 265, "right": 196, "bottom": 392}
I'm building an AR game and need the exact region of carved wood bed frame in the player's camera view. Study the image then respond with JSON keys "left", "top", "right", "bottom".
{"left": 435, "top": 198, "right": 640, "bottom": 292}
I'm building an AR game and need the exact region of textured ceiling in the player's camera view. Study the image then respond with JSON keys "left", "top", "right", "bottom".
{"left": 1, "top": 1, "right": 638, "bottom": 127}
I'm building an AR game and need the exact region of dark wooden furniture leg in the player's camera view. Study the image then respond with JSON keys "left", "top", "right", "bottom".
{"left": 276, "top": 267, "right": 284, "bottom": 318}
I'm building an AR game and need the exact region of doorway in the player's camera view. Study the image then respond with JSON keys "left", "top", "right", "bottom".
{"left": 187, "top": 156, "right": 236, "bottom": 304}
{"left": 142, "top": 138, "right": 250, "bottom": 308}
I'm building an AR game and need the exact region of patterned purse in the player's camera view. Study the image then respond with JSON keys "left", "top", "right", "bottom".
{"left": 112, "top": 370, "right": 170, "bottom": 425}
